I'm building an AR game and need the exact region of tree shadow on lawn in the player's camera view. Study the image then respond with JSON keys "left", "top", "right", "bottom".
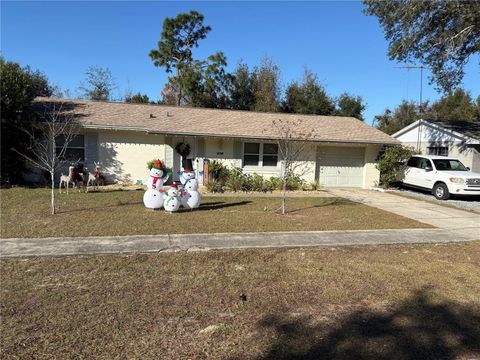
{"left": 58, "top": 200, "right": 144, "bottom": 214}
{"left": 57, "top": 200, "right": 249, "bottom": 214}
{"left": 283, "top": 198, "right": 360, "bottom": 215}
{"left": 183, "top": 200, "right": 253, "bottom": 212}
{"left": 230, "top": 288, "right": 480, "bottom": 360}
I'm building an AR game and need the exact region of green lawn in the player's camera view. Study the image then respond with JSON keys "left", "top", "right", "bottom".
{"left": 1, "top": 242, "right": 479, "bottom": 359}
{"left": 0, "top": 188, "right": 430, "bottom": 238}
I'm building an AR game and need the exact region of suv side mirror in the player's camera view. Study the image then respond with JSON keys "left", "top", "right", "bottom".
{"left": 466, "top": 167, "right": 471, "bottom": 171}
{"left": 425, "top": 166, "right": 433, "bottom": 172}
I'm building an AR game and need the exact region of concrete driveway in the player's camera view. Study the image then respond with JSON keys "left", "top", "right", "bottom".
{"left": 327, "top": 188, "right": 480, "bottom": 235}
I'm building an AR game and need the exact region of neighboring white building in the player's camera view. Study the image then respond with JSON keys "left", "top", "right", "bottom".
{"left": 32, "top": 98, "right": 399, "bottom": 188}
{"left": 392, "top": 119, "right": 480, "bottom": 172}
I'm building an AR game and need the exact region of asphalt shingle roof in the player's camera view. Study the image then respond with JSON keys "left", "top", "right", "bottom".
{"left": 428, "top": 120, "right": 480, "bottom": 140}
{"left": 33, "top": 98, "right": 398, "bottom": 144}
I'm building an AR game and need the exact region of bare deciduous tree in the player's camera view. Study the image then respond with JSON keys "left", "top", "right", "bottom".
{"left": 269, "top": 119, "right": 316, "bottom": 215}
{"left": 13, "top": 101, "right": 83, "bottom": 214}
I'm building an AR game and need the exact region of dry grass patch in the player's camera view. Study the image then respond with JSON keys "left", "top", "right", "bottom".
{"left": 0, "top": 188, "right": 430, "bottom": 238}
{"left": 1, "top": 242, "right": 479, "bottom": 359}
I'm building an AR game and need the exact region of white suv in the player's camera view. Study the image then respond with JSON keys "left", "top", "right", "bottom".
{"left": 402, "top": 155, "right": 480, "bottom": 200}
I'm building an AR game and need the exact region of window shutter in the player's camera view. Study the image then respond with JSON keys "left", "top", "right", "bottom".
{"left": 233, "top": 140, "right": 243, "bottom": 167}
{"left": 197, "top": 138, "right": 205, "bottom": 157}
{"left": 84, "top": 133, "right": 98, "bottom": 168}
{"left": 164, "top": 137, "right": 174, "bottom": 168}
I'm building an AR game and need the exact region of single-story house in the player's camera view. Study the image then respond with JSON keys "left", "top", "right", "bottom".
{"left": 392, "top": 119, "right": 480, "bottom": 172}
{"left": 32, "top": 97, "right": 398, "bottom": 188}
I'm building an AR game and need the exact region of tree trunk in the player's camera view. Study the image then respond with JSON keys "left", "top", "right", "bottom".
{"left": 176, "top": 66, "right": 182, "bottom": 107}
{"left": 50, "top": 170, "right": 56, "bottom": 215}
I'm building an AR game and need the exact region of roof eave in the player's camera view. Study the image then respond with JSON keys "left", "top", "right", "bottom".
{"left": 147, "top": 129, "right": 398, "bottom": 145}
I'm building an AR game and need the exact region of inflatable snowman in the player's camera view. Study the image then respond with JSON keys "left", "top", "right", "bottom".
{"left": 143, "top": 189, "right": 165, "bottom": 209}
{"left": 164, "top": 184, "right": 181, "bottom": 212}
{"left": 179, "top": 169, "right": 195, "bottom": 186}
{"left": 180, "top": 173, "right": 201, "bottom": 209}
{"left": 147, "top": 160, "right": 170, "bottom": 190}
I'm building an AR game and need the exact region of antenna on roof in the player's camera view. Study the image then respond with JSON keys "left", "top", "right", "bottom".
{"left": 394, "top": 64, "right": 431, "bottom": 113}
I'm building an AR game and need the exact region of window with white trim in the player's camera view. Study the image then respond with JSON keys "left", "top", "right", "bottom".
{"left": 427, "top": 146, "right": 448, "bottom": 156}
{"left": 243, "top": 142, "right": 278, "bottom": 167}
{"left": 56, "top": 134, "right": 85, "bottom": 161}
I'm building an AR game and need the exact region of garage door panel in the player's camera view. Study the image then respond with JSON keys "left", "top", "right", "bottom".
{"left": 317, "top": 147, "right": 365, "bottom": 187}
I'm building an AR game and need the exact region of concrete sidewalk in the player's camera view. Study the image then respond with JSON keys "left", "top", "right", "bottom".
{"left": 1, "top": 228, "right": 478, "bottom": 258}
{"left": 1, "top": 189, "right": 478, "bottom": 258}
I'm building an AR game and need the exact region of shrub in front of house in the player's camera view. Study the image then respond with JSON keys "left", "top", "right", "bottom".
{"left": 206, "top": 179, "right": 225, "bottom": 193}
{"left": 225, "top": 167, "right": 245, "bottom": 192}
{"left": 285, "top": 173, "right": 304, "bottom": 191}
{"left": 376, "top": 145, "right": 416, "bottom": 188}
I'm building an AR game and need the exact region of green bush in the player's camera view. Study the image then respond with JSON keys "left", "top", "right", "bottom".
{"left": 286, "top": 174, "right": 304, "bottom": 191}
{"left": 209, "top": 160, "right": 229, "bottom": 183}
{"left": 267, "top": 176, "right": 283, "bottom": 191}
{"left": 309, "top": 181, "right": 321, "bottom": 191}
{"left": 225, "top": 167, "right": 245, "bottom": 192}
{"left": 250, "top": 173, "right": 265, "bottom": 192}
{"left": 376, "top": 145, "right": 416, "bottom": 188}
{"left": 241, "top": 174, "right": 254, "bottom": 192}
{"left": 206, "top": 179, "right": 224, "bottom": 193}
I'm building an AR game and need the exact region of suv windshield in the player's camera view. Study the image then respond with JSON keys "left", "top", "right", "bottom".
{"left": 433, "top": 159, "right": 468, "bottom": 171}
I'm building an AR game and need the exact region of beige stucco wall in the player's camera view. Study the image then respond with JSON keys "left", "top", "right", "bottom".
{"left": 97, "top": 130, "right": 165, "bottom": 184}
{"left": 290, "top": 143, "right": 317, "bottom": 183}
{"left": 363, "top": 144, "right": 381, "bottom": 188}
{"left": 204, "top": 138, "right": 237, "bottom": 168}
{"left": 92, "top": 130, "right": 382, "bottom": 188}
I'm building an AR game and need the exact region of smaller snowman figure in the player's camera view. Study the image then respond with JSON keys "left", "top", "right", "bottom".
{"left": 164, "top": 184, "right": 181, "bottom": 212}
{"left": 147, "top": 160, "right": 170, "bottom": 190}
{"left": 143, "top": 189, "right": 165, "bottom": 209}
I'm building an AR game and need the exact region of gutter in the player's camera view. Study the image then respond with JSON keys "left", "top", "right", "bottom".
{"left": 80, "top": 124, "right": 398, "bottom": 145}
{"left": 146, "top": 130, "right": 399, "bottom": 145}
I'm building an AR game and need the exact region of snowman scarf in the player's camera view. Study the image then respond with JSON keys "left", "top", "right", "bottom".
{"left": 183, "top": 178, "right": 192, "bottom": 189}
{"left": 150, "top": 175, "right": 161, "bottom": 188}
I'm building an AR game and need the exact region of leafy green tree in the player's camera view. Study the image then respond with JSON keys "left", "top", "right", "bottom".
{"left": 374, "top": 100, "right": 421, "bottom": 135}
{"left": 251, "top": 57, "right": 281, "bottom": 112}
{"left": 0, "top": 58, "right": 54, "bottom": 185}
{"left": 230, "top": 63, "right": 255, "bottom": 111}
{"left": 424, "top": 88, "right": 479, "bottom": 121}
{"left": 78, "top": 66, "right": 116, "bottom": 101}
{"left": 336, "top": 93, "right": 366, "bottom": 120}
{"left": 194, "top": 52, "right": 233, "bottom": 108}
{"left": 161, "top": 53, "right": 232, "bottom": 108}
{"left": 376, "top": 145, "right": 416, "bottom": 188}
{"left": 363, "top": 0, "right": 480, "bottom": 93}
{"left": 283, "top": 69, "right": 335, "bottom": 115}
{"left": 150, "top": 11, "right": 221, "bottom": 106}
{"left": 125, "top": 92, "right": 150, "bottom": 104}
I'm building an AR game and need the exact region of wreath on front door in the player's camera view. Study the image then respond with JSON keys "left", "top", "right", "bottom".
{"left": 175, "top": 142, "right": 191, "bottom": 157}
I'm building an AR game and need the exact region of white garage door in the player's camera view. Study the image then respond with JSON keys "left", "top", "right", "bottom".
{"left": 317, "top": 146, "right": 365, "bottom": 187}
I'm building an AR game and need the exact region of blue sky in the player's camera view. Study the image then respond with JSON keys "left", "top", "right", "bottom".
{"left": 2, "top": 1, "right": 479, "bottom": 125}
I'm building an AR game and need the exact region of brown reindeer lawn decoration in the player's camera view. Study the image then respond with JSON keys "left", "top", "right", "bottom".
{"left": 86, "top": 161, "right": 106, "bottom": 191}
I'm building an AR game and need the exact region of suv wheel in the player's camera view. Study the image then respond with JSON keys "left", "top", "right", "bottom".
{"left": 433, "top": 183, "right": 450, "bottom": 200}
